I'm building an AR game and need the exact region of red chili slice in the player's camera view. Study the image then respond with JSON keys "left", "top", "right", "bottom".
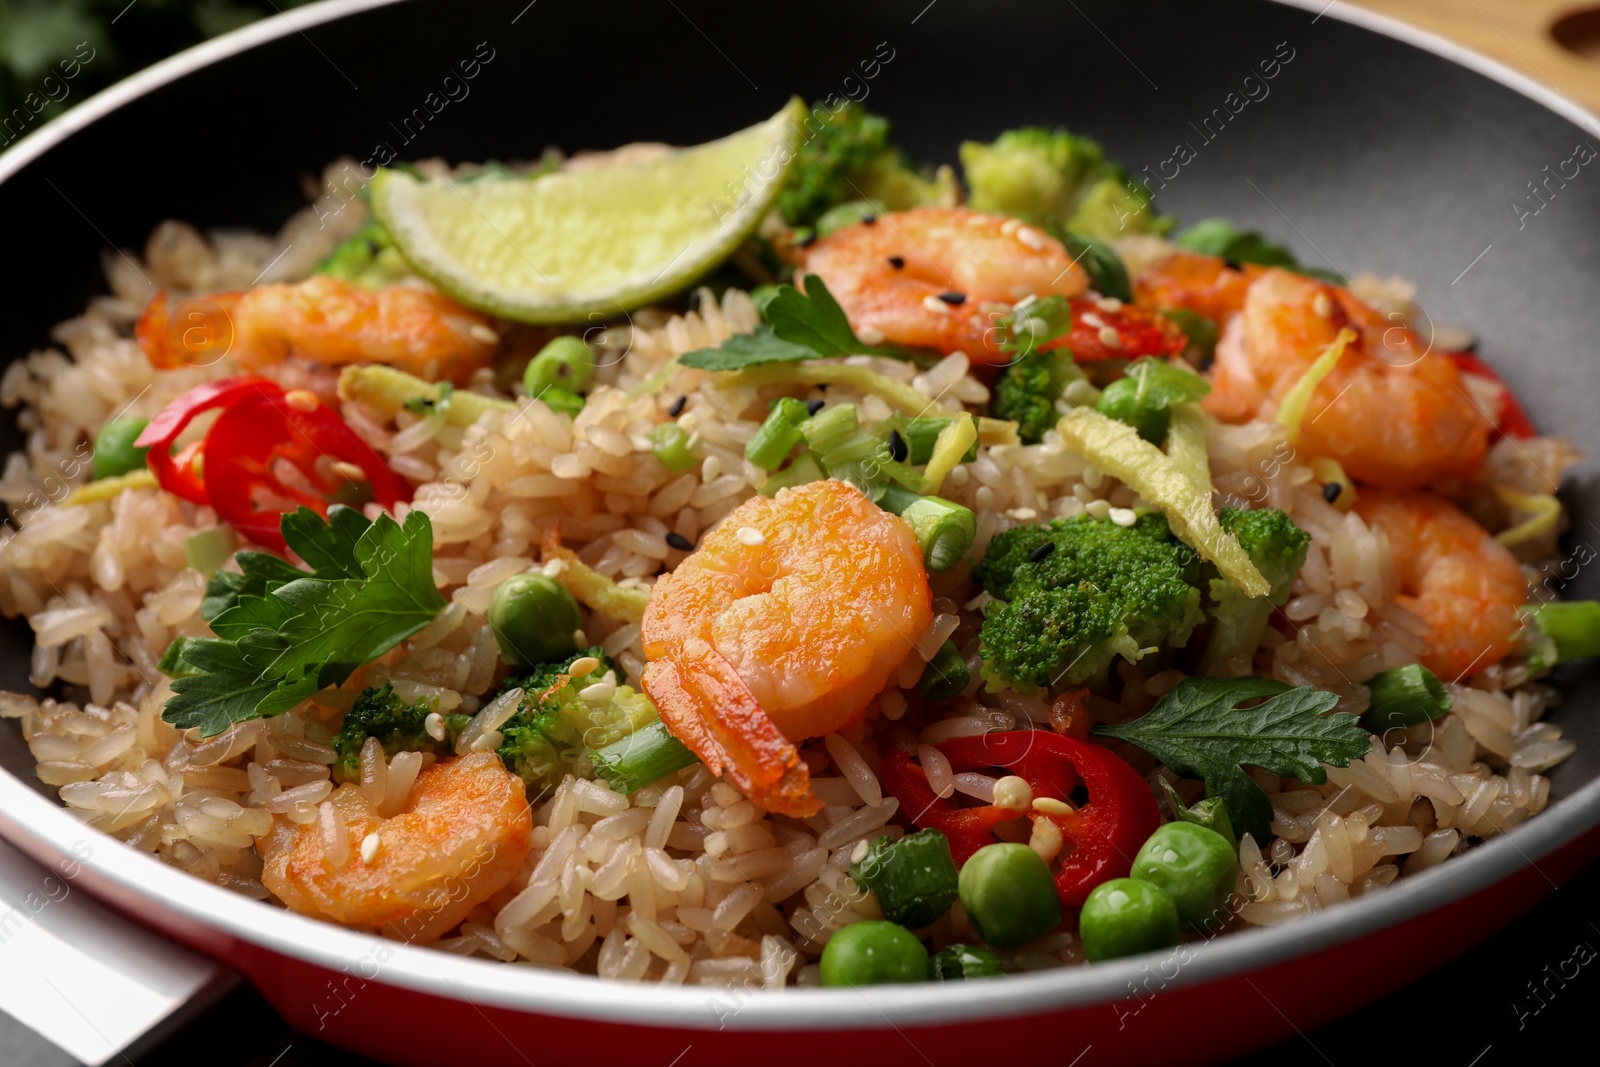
{"left": 1047, "top": 300, "right": 1189, "bottom": 362}
{"left": 881, "top": 730, "right": 1161, "bottom": 908}
{"left": 202, "top": 389, "right": 408, "bottom": 550}
{"left": 134, "top": 376, "right": 285, "bottom": 504}
{"left": 1448, "top": 351, "right": 1536, "bottom": 440}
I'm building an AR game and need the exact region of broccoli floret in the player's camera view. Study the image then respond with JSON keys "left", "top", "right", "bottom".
{"left": 314, "top": 219, "right": 410, "bottom": 287}
{"left": 1198, "top": 508, "right": 1311, "bottom": 675}
{"left": 495, "top": 647, "right": 662, "bottom": 794}
{"left": 330, "top": 684, "right": 469, "bottom": 781}
{"left": 977, "top": 514, "right": 1205, "bottom": 692}
{"left": 959, "top": 126, "right": 1170, "bottom": 241}
{"left": 989, "top": 297, "right": 1087, "bottom": 445}
{"left": 779, "top": 102, "right": 946, "bottom": 227}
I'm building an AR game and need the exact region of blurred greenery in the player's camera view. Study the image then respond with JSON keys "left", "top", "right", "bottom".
{"left": 0, "top": 0, "right": 313, "bottom": 142}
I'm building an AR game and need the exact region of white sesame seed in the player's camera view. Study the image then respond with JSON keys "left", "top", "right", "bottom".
{"left": 850, "top": 839, "right": 871, "bottom": 864}
{"left": 1097, "top": 297, "right": 1124, "bottom": 312}
{"left": 568, "top": 656, "right": 601, "bottom": 678}
{"left": 1080, "top": 311, "right": 1106, "bottom": 330}
{"left": 1109, "top": 507, "right": 1139, "bottom": 527}
{"left": 542, "top": 559, "right": 568, "bottom": 578}
{"left": 1312, "top": 292, "right": 1334, "bottom": 318}
{"left": 1032, "top": 796, "right": 1075, "bottom": 816}
{"left": 360, "top": 832, "right": 381, "bottom": 864}
{"left": 1085, "top": 499, "right": 1113, "bottom": 520}
{"left": 573, "top": 628, "right": 588, "bottom": 647}
{"left": 1016, "top": 227, "right": 1046, "bottom": 250}
{"left": 1006, "top": 507, "right": 1039, "bottom": 521}
{"left": 284, "top": 389, "right": 320, "bottom": 413}
{"left": 330, "top": 460, "right": 367, "bottom": 481}
{"left": 857, "top": 324, "right": 886, "bottom": 346}
{"left": 1013, "top": 293, "right": 1038, "bottom": 310}
{"left": 1000, "top": 218, "right": 1021, "bottom": 237}
{"left": 737, "top": 526, "right": 766, "bottom": 546}
{"left": 469, "top": 324, "right": 501, "bottom": 345}
{"left": 424, "top": 712, "right": 445, "bottom": 741}
{"left": 1098, "top": 325, "right": 1123, "bottom": 349}
{"left": 921, "top": 294, "right": 952, "bottom": 315}
{"left": 579, "top": 679, "right": 617, "bottom": 703}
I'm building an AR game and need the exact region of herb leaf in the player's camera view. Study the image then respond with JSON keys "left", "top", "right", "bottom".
{"left": 161, "top": 509, "right": 446, "bottom": 736}
{"left": 1095, "top": 676, "right": 1369, "bottom": 843}
{"left": 680, "top": 276, "right": 884, "bottom": 371}
{"left": 1174, "top": 218, "right": 1345, "bottom": 285}
{"left": 679, "top": 326, "right": 817, "bottom": 371}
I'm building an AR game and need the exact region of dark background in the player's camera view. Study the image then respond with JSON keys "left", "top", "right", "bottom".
{"left": 2, "top": 0, "right": 1598, "bottom": 1063}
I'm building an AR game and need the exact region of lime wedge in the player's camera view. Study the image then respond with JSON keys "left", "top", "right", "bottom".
{"left": 371, "top": 98, "right": 805, "bottom": 324}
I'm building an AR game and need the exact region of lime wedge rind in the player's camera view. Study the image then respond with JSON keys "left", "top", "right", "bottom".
{"left": 372, "top": 98, "right": 805, "bottom": 324}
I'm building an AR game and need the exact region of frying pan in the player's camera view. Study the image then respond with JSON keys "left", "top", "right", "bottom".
{"left": 2, "top": 1, "right": 1598, "bottom": 1064}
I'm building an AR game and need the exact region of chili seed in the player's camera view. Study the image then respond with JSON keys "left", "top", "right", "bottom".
{"left": 665, "top": 532, "right": 694, "bottom": 551}
{"left": 888, "top": 429, "right": 908, "bottom": 463}
{"left": 937, "top": 291, "right": 967, "bottom": 306}
{"left": 1322, "top": 482, "right": 1342, "bottom": 503}
{"left": 668, "top": 395, "right": 687, "bottom": 417}
{"left": 888, "top": 256, "right": 905, "bottom": 270}
{"left": 1028, "top": 542, "right": 1056, "bottom": 563}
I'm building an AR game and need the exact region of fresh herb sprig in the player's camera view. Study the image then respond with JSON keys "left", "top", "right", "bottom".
{"left": 680, "top": 276, "right": 908, "bottom": 371}
{"left": 159, "top": 505, "right": 446, "bottom": 736}
{"left": 1095, "top": 676, "right": 1369, "bottom": 843}
{"left": 1174, "top": 218, "right": 1344, "bottom": 285}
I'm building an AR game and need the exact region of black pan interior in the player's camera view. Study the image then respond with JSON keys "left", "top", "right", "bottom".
{"left": 3, "top": 0, "right": 1598, "bottom": 799}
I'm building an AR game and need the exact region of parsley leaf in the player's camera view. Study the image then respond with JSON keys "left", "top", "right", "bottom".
{"left": 161, "top": 509, "right": 446, "bottom": 736}
{"left": 680, "top": 276, "right": 883, "bottom": 371}
{"left": 1095, "top": 676, "right": 1369, "bottom": 843}
{"left": 996, "top": 295, "right": 1075, "bottom": 359}
{"left": 1174, "top": 218, "right": 1345, "bottom": 285}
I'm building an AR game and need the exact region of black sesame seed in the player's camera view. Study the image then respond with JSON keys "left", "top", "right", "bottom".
{"left": 888, "top": 255, "right": 905, "bottom": 270}
{"left": 1028, "top": 542, "right": 1056, "bottom": 563}
{"left": 668, "top": 394, "right": 687, "bottom": 417}
{"left": 1223, "top": 258, "right": 1244, "bottom": 272}
{"left": 862, "top": 215, "right": 878, "bottom": 226}
{"left": 888, "top": 429, "right": 908, "bottom": 463}
{"left": 1322, "top": 482, "right": 1342, "bottom": 503}
{"left": 937, "top": 291, "right": 967, "bottom": 306}
{"left": 796, "top": 231, "right": 818, "bottom": 248}
{"left": 804, "top": 398, "right": 825, "bottom": 416}
{"left": 665, "top": 532, "right": 694, "bottom": 551}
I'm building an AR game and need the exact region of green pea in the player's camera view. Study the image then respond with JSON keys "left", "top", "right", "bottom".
{"left": 1095, "top": 376, "right": 1169, "bottom": 445}
{"left": 818, "top": 921, "right": 928, "bottom": 987}
{"left": 957, "top": 842, "right": 1062, "bottom": 949}
{"left": 92, "top": 416, "right": 150, "bottom": 480}
{"left": 1079, "top": 878, "right": 1181, "bottom": 962}
{"left": 928, "top": 943, "right": 1003, "bottom": 981}
{"left": 1130, "top": 822, "right": 1237, "bottom": 930}
{"left": 523, "top": 336, "right": 594, "bottom": 398}
{"left": 488, "top": 573, "right": 582, "bottom": 670}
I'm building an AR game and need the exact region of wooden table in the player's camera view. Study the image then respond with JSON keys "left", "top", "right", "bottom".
{"left": 1349, "top": 0, "right": 1600, "bottom": 113}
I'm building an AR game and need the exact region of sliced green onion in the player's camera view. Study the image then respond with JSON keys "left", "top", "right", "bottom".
{"left": 184, "top": 527, "right": 236, "bottom": 576}
{"left": 538, "top": 386, "right": 585, "bottom": 419}
{"left": 648, "top": 423, "right": 698, "bottom": 473}
{"left": 590, "top": 720, "right": 699, "bottom": 795}
{"left": 902, "top": 496, "right": 976, "bottom": 571}
{"left": 799, "top": 402, "right": 858, "bottom": 454}
{"left": 760, "top": 450, "right": 826, "bottom": 496}
{"left": 850, "top": 828, "right": 960, "bottom": 928}
{"left": 745, "top": 397, "right": 810, "bottom": 471}
{"left": 1523, "top": 601, "right": 1600, "bottom": 672}
{"left": 1156, "top": 778, "right": 1236, "bottom": 847}
{"left": 919, "top": 639, "right": 971, "bottom": 701}
{"left": 905, "top": 416, "right": 979, "bottom": 465}
{"left": 1359, "top": 664, "right": 1451, "bottom": 733}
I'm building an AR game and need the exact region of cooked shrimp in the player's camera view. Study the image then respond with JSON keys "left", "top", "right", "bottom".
{"left": 1205, "top": 268, "right": 1490, "bottom": 488}
{"left": 641, "top": 479, "right": 933, "bottom": 816}
{"left": 1134, "top": 249, "right": 1267, "bottom": 323}
{"left": 137, "top": 277, "right": 498, "bottom": 384}
{"left": 1355, "top": 489, "right": 1526, "bottom": 680}
{"left": 799, "top": 207, "right": 1089, "bottom": 361}
{"left": 258, "top": 752, "right": 531, "bottom": 942}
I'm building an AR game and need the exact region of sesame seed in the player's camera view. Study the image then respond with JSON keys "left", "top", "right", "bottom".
{"left": 1312, "top": 292, "right": 1334, "bottom": 318}
{"left": 360, "top": 832, "right": 381, "bottom": 864}
{"left": 1085, "top": 499, "right": 1113, "bottom": 520}
{"left": 887, "top": 255, "right": 905, "bottom": 270}
{"left": 796, "top": 231, "right": 818, "bottom": 248}
{"left": 1097, "top": 297, "right": 1124, "bottom": 312}
{"left": 573, "top": 628, "right": 588, "bottom": 647}
{"left": 1097, "top": 325, "right": 1123, "bottom": 349}
{"left": 1080, "top": 311, "right": 1106, "bottom": 330}
{"left": 922, "top": 295, "right": 952, "bottom": 315}
{"left": 284, "top": 389, "right": 320, "bottom": 412}
{"left": 804, "top": 398, "right": 826, "bottom": 416}
{"left": 469, "top": 324, "right": 501, "bottom": 345}
{"left": 857, "top": 325, "right": 886, "bottom": 346}
{"left": 568, "top": 656, "right": 602, "bottom": 678}
{"left": 737, "top": 526, "right": 766, "bottom": 546}
{"left": 668, "top": 395, "right": 687, "bottom": 417}
{"left": 937, "top": 291, "right": 967, "bottom": 306}
{"left": 1224, "top": 258, "right": 1244, "bottom": 271}
{"left": 1109, "top": 507, "right": 1138, "bottom": 527}
{"left": 1032, "top": 796, "right": 1075, "bottom": 816}
{"left": 862, "top": 215, "right": 878, "bottom": 226}
{"left": 1000, "top": 218, "right": 1021, "bottom": 237}
{"left": 1323, "top": 482, "right": 1342, "bottom": 503}
{"left": 666, "top": 531, "right": 694, "bottom": 551}
{"left": 850, "top": 839, "right": 871, "bottom": 864}
{"left": 1028, "top": 542, "right": 1056, "bottom": 563}
{"left": 330, "top": 460, "right": 366, "bottom": 481}
{"left": 424, "top": 712, "right": 445, "bottom": 741}
{"left": 888, "top": 429, "right": 908, "bottom": 462}
{"left": 1016, "top": 227, "right": 1046, "bottom": 250}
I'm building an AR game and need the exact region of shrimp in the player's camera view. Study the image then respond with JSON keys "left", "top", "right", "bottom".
{"left": 137, "top": 277, "right": 498, "bottom": 384}
{"left": 258, "top": 752, "right": 532, "bottom": 942}
{"left": 1355, "top": 489, "right": 1526, "bottom": 680}
{"left": 1134, "top": 249, "right": 1267, "bottom": 323}
{"left": 641, "top": 479, "right": 933, "bottom": 816}
{"left": 1203, "top": 267, "right": 1490, "bottom": 489}
{"left": 799, "top": 207, "right": 1089, "bottom": 361}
